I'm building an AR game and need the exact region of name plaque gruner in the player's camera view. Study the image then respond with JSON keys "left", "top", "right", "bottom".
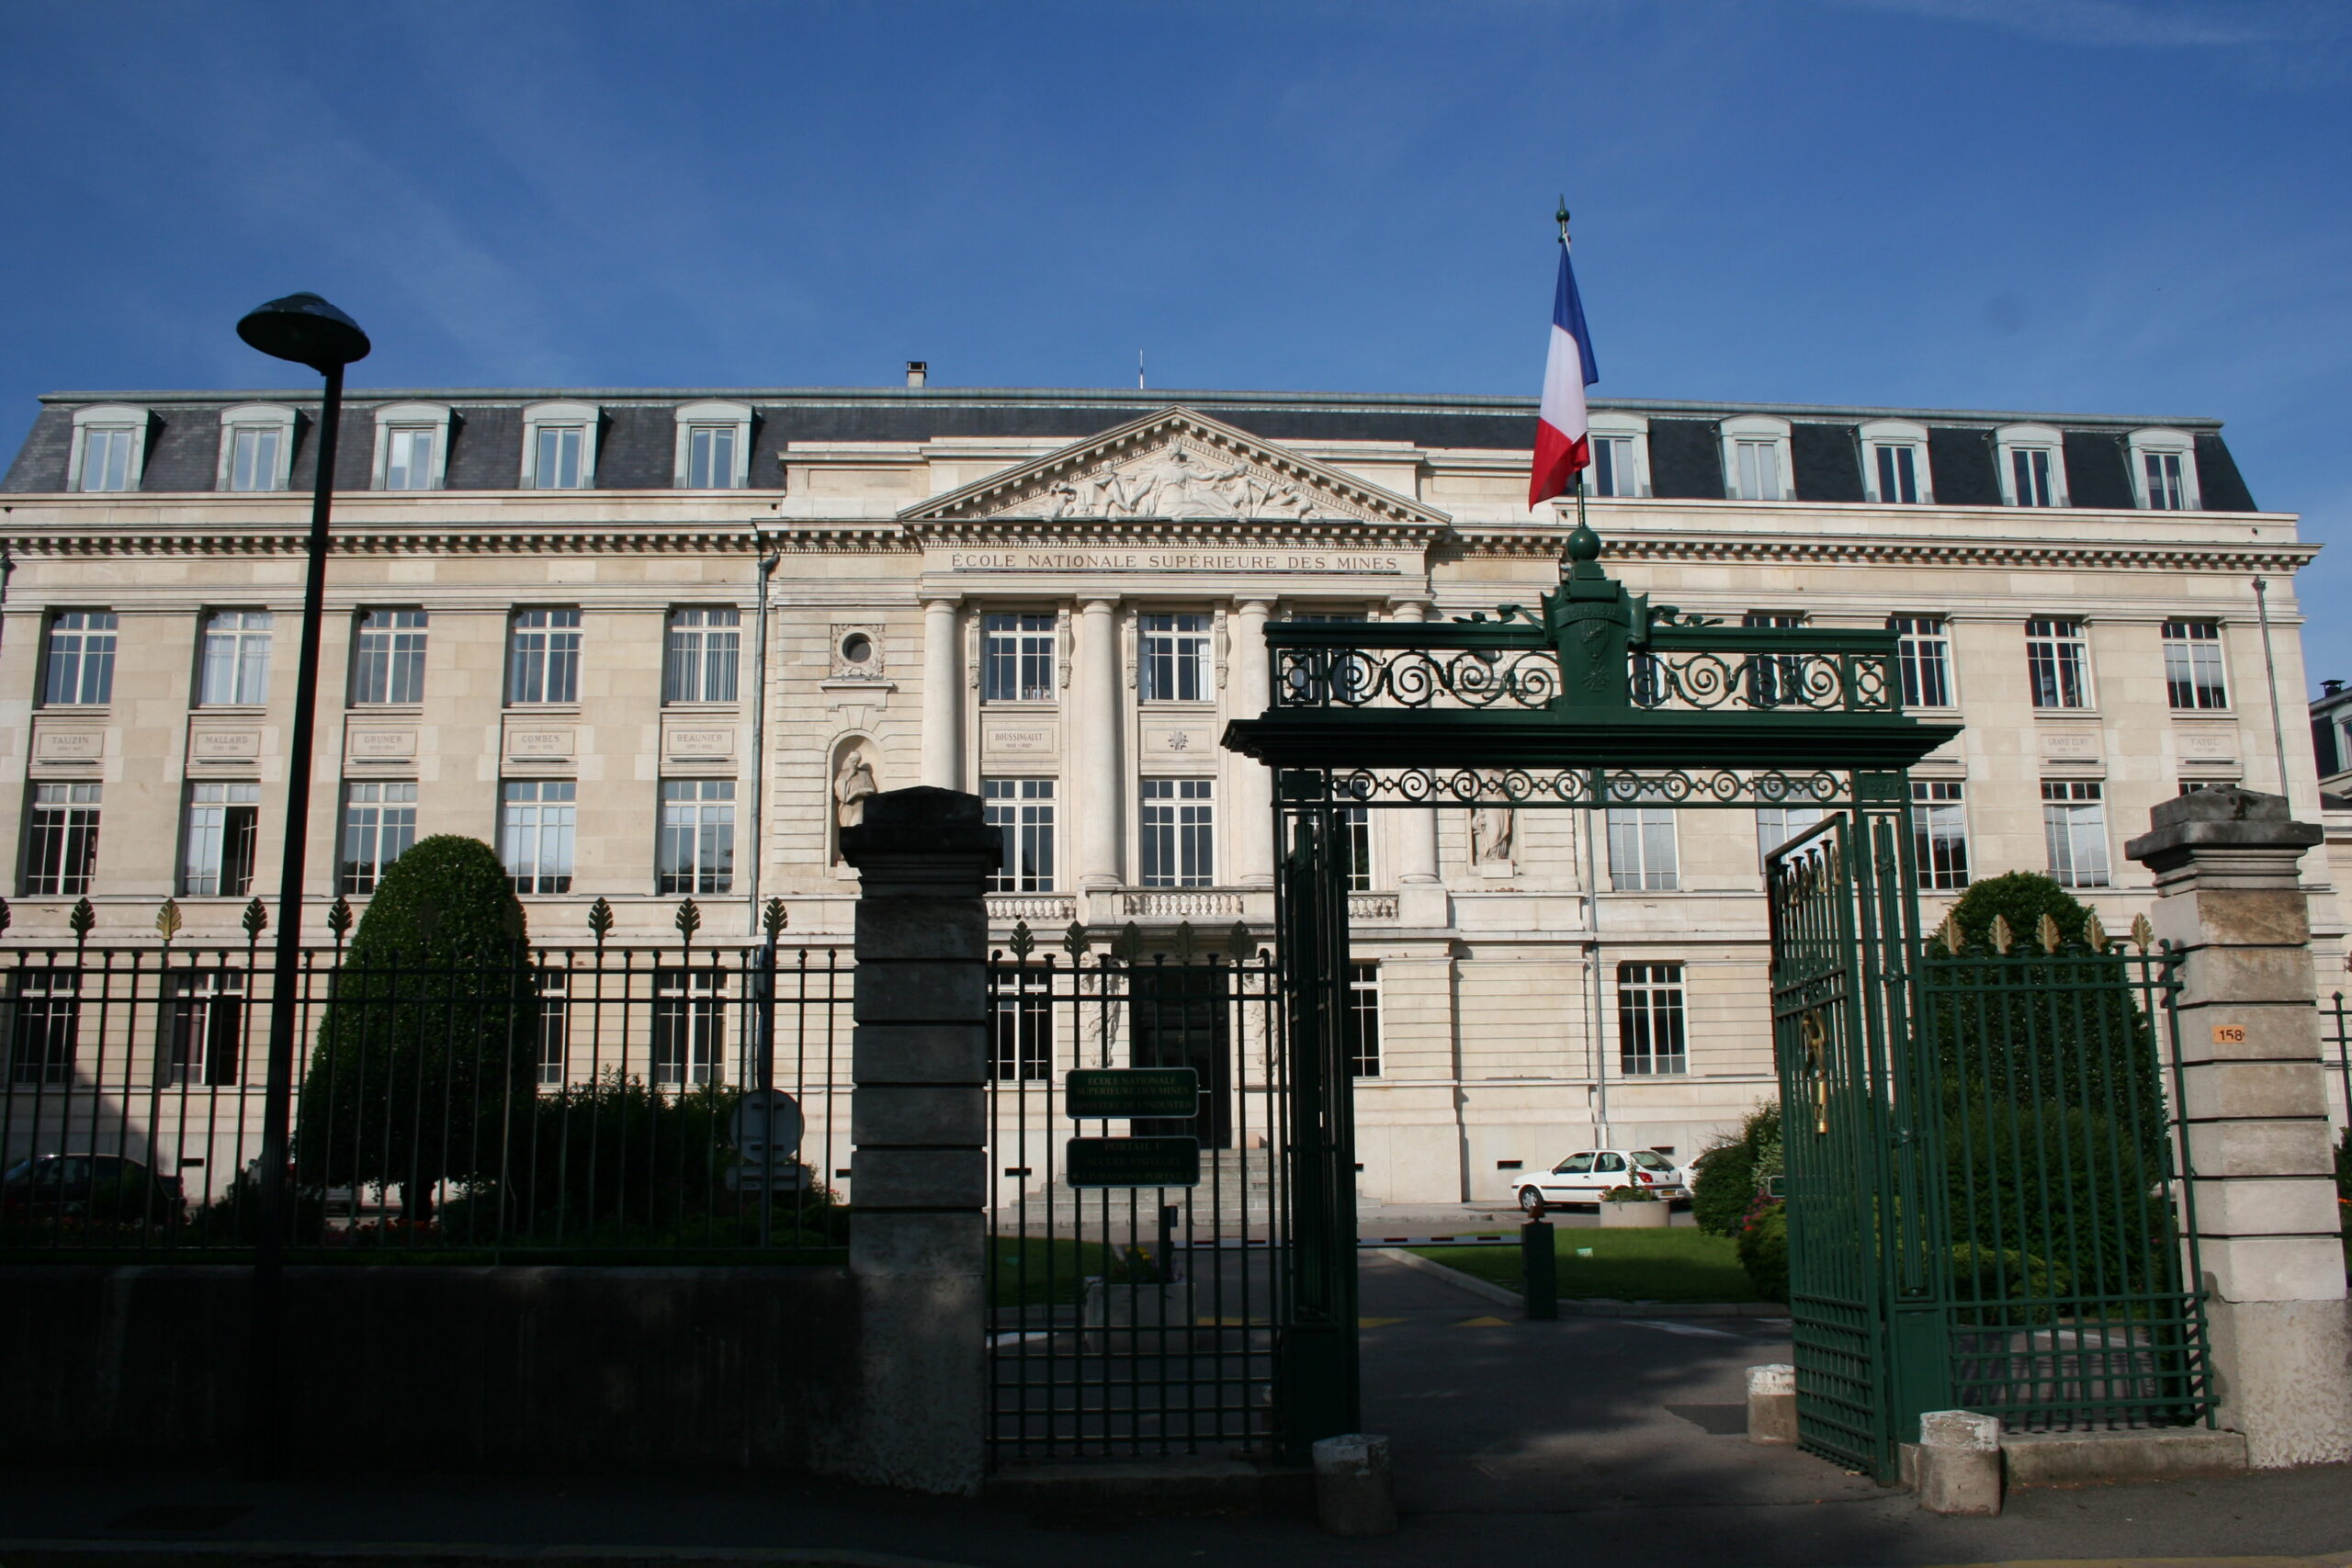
{"left": 1064, "top": 1136, "right": 1201, "bottom": 1190}
{"left": 1064, "top": 1066, "right": 1199, "bottom": 1119}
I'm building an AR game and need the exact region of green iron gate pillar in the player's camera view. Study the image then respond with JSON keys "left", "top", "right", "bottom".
{"left": 1276, "top": 777, "right": 1360, "bottom": 1457}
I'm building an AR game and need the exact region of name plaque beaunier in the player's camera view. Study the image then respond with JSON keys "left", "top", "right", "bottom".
{"left": 667, "top": 728, "right": 735, "bottom": 759}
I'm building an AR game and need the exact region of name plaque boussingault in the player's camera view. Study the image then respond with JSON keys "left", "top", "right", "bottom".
{"left": 942, "top": 547, "right": 1403, "bottom": 575}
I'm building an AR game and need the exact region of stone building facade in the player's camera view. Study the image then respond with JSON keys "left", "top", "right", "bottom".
{"left": 0, "top": 380, "right": 2328, "bottom": 1204}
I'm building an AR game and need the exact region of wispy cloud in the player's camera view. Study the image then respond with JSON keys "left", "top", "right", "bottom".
{"left": 1821, "top": 0, "right": 2336, "bottom": 48}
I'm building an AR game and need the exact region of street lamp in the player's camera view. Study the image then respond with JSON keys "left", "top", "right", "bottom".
{"left": 233, "top": 291, "right": 368, "bottom": 1469}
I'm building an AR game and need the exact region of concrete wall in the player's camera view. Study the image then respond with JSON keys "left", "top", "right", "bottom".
{"left": 0, "top": 1263, "right": 856, "bottom": 1472}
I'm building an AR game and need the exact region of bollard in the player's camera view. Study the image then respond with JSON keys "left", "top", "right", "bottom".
{"left": 1521, "top": 1218, "right": 1557, "bottom": 1320}
{"left": 1747, "top": 1363, "right": 1797, "bottom": 1445}
{"left": 1915, "top": 1410, "right": 2003, "bottom": 1516}
{"left": 1312, "top": 1432, "right": 1397, "bottom": 1536}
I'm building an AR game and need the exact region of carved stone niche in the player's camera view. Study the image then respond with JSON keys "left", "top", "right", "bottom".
{"left": 831, "top": 624, "right": 886, "bottom": 681}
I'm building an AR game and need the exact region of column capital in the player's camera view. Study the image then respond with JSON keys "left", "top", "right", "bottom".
{"left": 1235, "top": 597, "right": 1273, "bottom": 615}
{"left": 922, "top": 595, "right": 962, "bottom": 613}
{"left": 1079, "top": 595, "right": 1120, "bottom": 614}
{"left": 1386, "top": 598, "right": 1431, "bottom": 622}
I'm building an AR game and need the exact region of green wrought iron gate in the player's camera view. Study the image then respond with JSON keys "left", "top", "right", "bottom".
{"left": 1766, "top": 802, "right": 1946, "bottom": 1473}
{"left": 1768, "top": 813, "right": 2216, "bottom": 1478}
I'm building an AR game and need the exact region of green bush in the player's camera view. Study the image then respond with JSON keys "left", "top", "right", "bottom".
{"left": 1950, "top": 1243, "right": 2072, "bottom": 1326}
{"left": 295, "top": 836, "right": 537, "bottom": 1224}
{"left": 459, "top": 1072, "right": 846, "bottom": 1248}
{"left": 1600, "top": 1185, "right": 1659, "bottom": 1202}
{"left": 1693, "top": 1103, "right": 1781, "bottom": 1236}
{"left": 1736, "top": 1201, "right": 1787, "bottom": 1302}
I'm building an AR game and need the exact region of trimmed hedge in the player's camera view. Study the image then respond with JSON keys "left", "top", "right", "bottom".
{"left": 295, "top": 836, "right": 537, "bottom": 1223}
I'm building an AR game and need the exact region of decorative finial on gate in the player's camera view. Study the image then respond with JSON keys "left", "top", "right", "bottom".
{"left": 1008, "top": 920, "right": 1036, "bottom": 960}
{"left": 1227, "top": 921, "right": 1258, "bottom": 962}
{"left": 1061, "top": 921, "right": 1091, "bottom": 960}
{"left": 1172, "top": 921, "right": 1197, "bottom": 963}
{"left": 155, "top": 897, "right": 183, "bottom": 945}
{"left": 69, "top": 897, "right": 96, "bottom": 946}
{"left": 588, "top": 896, "right": 616, "bottom": 947}
{"left": 674, "top": 897, "right": 702, "bottom": 948}
{"left": 2129, "top": 912, "right": 2154, "bottom": 953}
{"left": 2082, "top": 909, "right": 2108, "bottom": 953}
{"left": 1989, "top": 913, "right": 2014, "bottom": 955}
{"left": 763, "top": 897, "right": 789, "bottom": 940}
{"left": 1934, "top": 908, "right": 1963, "bottom": 956}
{"left": 2037, "top": 912, "right": 2062, "bottom": 954}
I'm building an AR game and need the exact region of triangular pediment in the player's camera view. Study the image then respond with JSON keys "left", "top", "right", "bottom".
{"left": 899, "top": 406, "right": 1451, "bottom": 528}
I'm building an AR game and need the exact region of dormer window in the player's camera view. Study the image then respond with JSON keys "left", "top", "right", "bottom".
{"left": 522, "top": 401, "right": 600, "bottom": 490}
{"left": 1995, "top": 423, "right": 2068, "bottom": 507}
{"left": 2129, "top": 428, "right": 2199, "bottom": 512}
{"left": 674, "top": 400, "right": 752, "bottom": 491}
{"left": 217, "top": 404, "right": 298, "bottom": 493}
{"left": 1719, "top": 415, "right": 1792, "bottom": 502}
{"left": 68, "top": 406, "right": 150, "bottom": 493}
{"left": 1859, "top": 420, "right": 1933, "bottom": 504}
{"left": 372, "top": 402, "right": 453, "bottom": 491}
{"left": 1585, "top": 413, "right": 1651, "bottom": 498}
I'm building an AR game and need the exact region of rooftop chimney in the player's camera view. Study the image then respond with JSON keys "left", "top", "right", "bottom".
{"left": 905, "top": 361, "right": 927, "bottom": 389}
{"left": 2326, "top": 680, "right": 2345, "bottom": 697}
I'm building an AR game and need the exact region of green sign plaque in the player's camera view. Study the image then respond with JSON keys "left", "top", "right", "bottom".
{"left": 1064, "top": 1135, "right": 1201, "bottom": 1190}
{"left": 1064, "top": 1066, "right": 1199, "bottom": 1120}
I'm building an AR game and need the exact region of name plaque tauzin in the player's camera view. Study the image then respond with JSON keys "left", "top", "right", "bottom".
{"left": 1064, "top": 1135, "right": 1201, "bottom": 1190}
{"left": 942, "top": 547, "right": 1402, "bottom": 575}
{"left": 1065, "top": 1066, "right": 1199, "bottom": 1119}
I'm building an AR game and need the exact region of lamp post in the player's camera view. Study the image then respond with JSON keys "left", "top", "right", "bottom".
{"left": 233, "top": 292, "right": 369, "bottom": 1468}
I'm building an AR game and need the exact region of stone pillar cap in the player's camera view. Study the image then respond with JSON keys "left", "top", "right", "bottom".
{"left": 840, "top": 785, "right": 998, "bottom": 863}
{"left": 2125, "top": 785, "right": 2321, "bottom": 864}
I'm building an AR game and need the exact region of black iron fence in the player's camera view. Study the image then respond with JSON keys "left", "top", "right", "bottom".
{"left": 0, "top": 939, "right": 850, "bottom": 1257}
{"left": 986, "top": 921, "right": 1289, "bottom": 1461}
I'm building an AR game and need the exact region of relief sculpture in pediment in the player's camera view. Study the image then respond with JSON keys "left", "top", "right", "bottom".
{"left": 1036, "top": 442, "right": 1341, "bottom": 521}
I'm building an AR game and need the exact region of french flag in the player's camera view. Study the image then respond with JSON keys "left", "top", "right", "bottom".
{"left": 1529, "top": 237, "right": 1600, "bottom": 508}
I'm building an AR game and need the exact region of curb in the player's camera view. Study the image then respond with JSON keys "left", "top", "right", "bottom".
{"left": 1374, "top": 1247, "right": 1787, "bottom": 1318}
{"left": 0, "top": 1544, "right": 974, "bottom": 1568}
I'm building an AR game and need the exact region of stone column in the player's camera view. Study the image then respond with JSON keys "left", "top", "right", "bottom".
{"left": 1388, "top": 601, "right": 1442, "bottom": 892}
{"left": 2123, "top": 786, "right": 2352, "bottom": 1469}
{"left": 921, "top": 598, "right": 961, "bottom": 791}
{"left": 1077, "top": 597, "right": 1123, "bottom": 889}
{"left": 831, "top": 785, "right": 996, "bottom": 1495}
{"left": 1231, "top": 598, "right": 1274, "bottom": 888}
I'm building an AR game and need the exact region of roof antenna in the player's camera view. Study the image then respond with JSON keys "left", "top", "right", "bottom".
{"left": 1138, "top": 349, "right": 1146, "bottom": 391}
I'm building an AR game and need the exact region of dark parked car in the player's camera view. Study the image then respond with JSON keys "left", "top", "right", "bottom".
{"left": 0, "top": 1154, "right": 185, "bottom": 1222}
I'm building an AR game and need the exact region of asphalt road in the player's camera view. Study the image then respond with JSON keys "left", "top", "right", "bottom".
{"left": 1, "top": 1254, "right": 2347, "bottom": 1568}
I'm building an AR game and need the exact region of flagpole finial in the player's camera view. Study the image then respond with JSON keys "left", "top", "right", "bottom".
{"left": 1555, "top": 197, "right": 1570, "bottom": 245}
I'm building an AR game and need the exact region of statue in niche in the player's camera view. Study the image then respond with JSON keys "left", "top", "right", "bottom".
{"left": 833, "top": 750, "right": 878, "bottom": 828}
{"left": 1470, "top": 804, "right": 1516, "bottom": 865}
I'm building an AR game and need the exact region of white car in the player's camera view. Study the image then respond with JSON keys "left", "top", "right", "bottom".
{"left": 1517, "top": 1148, "right": 1689, "bottom": 1213}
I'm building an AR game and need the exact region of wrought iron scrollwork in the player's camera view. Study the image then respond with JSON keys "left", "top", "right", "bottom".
{"left": 1275, "top": 646, "right": 1561, "bottom": 710}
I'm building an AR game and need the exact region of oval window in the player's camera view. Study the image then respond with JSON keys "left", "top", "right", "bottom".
{"left": 841, "top": 633, "right": 873, "bottom": 665}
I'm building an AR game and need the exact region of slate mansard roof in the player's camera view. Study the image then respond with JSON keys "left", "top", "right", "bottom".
{"left": 1, "top": 384, "right": 2261, "bottom": 512}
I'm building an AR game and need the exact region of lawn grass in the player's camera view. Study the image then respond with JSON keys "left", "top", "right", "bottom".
{"left": 990, "top": 1235, "right": 1113, "bottom": 1307}
{"left": 1408, "top": 1226, "right": 1758, "bottom": 1303}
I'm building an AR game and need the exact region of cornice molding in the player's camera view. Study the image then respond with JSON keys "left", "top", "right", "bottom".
{"left": 0, "top": 522, "right": 916, "bottom": 558}
{"left": 1446, "top": 527, "right": 2321, "bottom": 573}
{"left": 905, "top": 514, "right": 1445, "bottom": 550}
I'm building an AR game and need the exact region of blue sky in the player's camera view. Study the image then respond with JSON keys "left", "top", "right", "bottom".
{"left": 4, "top": 0, "right": 2347, "bottom": 682}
